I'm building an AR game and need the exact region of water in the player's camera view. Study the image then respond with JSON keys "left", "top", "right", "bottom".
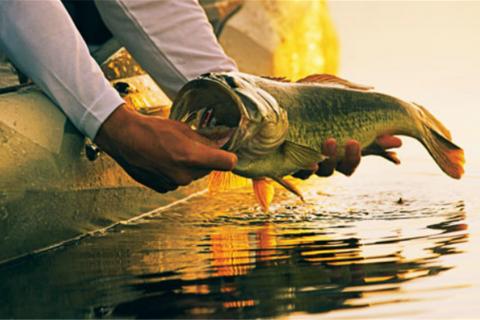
{"left": 1, "top": 161, "right": 478, "bottom": 319}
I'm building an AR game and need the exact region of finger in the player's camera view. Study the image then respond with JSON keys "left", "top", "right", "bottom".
{"left": 188, "top": 168, "right": 212, "bottom": 181}
{"left": 321, "top": 138, "right": 337, "bottom": 157}
{"left": 306, "top": 162, "right": 319, "bottom": 172}
{"left": 124, "top": 164, "right": 178, "bottom": 193}
{"left": 294, "top": 162, "right": 318, "bottom": 179}
{"left": 376, "top": 135, "right": 402, "bottom": 149}
{"left": 150, "top": 163, "right": 209, "bottom": 187}
{"left": 169, "top": 171, "right": 194, "bottom": 186}
{"left": 185, "top": 142, "right": 238, "bottom": 171}
{"left": 316, "top": 138, "right": 337, "bottom": 177}
{"left": 336, "top": 139, "right": 361, "bottom": 176}
{"left": 293, "top": 169, "right": 314, "bottom": 180}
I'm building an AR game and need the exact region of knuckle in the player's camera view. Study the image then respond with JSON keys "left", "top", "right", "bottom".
{"left": 173, "top": 149, "right": 193, "bottom": 164}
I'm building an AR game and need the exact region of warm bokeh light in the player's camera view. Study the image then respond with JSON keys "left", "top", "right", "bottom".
{"left": 328, "top": 1, "right": 480, "bottom": 177}
{"left": 270, "top": 0, "right": 339, "bottom": 79}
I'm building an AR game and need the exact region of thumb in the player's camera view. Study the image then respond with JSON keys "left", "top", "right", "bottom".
{"left": 187, "top": 142, "right": 238, "bottom": 171}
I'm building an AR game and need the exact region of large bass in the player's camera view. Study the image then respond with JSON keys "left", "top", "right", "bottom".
{"left": 170, "top": 72, "right": 465, "bottom": 210}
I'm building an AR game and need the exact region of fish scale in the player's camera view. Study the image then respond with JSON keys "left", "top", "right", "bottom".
{"left": 272, "top": 87, "right": 412, "bottom": 156}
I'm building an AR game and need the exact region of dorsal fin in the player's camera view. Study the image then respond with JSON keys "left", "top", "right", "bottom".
{"left": 261, "top": 76, "right": 291, "bottom": 83}
{"left": 297, "top": 74, "right": 373, "bottom": 91}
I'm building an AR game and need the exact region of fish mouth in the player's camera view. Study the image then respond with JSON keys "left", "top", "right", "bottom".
{"left": 170, "top": 72, "right": 288, "bottom": 156}
{"left": 170, "top": 73, "right": 245, "bottom": 151}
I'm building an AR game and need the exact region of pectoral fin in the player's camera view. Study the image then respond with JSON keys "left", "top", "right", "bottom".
{"left": 297, "top": 74, "right": 373, "bottom": 91}
{"left": 253, "top": 178, "right": 275, "bottom": 212}
{"left": 284, "top": 141, "right": 326, "bottom": 169}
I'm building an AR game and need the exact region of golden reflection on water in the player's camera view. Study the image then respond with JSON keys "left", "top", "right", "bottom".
{"left": 211, "top": 226, "right": 253, "bottom": 277}
{"left": 0, "top": 172, "right": 475, "bottom": 318}
{"left": 115, "top": 176, "right": 470, "bottom": 317}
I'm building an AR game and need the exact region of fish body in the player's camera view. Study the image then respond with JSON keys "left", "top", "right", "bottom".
{"left": 170, "top": 72, "right": 464, "bottom": 209}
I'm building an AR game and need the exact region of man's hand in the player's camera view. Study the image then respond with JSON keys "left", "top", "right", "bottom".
{"left": 293, "top": 136, "right": 402, "bottom": 179}
{"left": 94, "top": 104, "right": 237, "bottom": 192}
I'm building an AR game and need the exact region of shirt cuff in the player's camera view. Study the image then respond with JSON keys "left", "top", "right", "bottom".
{"left": 80, "top": 87, "right": 125, "bottom": 140}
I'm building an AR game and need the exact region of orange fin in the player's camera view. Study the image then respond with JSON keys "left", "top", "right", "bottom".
{"left": 253, "top": 179, "right": 275, "bottom": 212}
{"left": 382, "top": 151, "right": 401, "bottom": 165}
{"left": 362, "top": 143, "right": 401, "bottom": 165}
{"left": 208, "top": 171, "right": 251, "bottom": 193}
{"left": 272, "top": 177, "right": 304, "bottom": 201}
{"left": 297, "top": 74, "right": 373, "bottom": 91}
{"left": 424, "top": 128, "right": 465, "bottom": 179}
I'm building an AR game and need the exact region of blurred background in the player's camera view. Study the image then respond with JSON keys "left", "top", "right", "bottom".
{"left": 329, "top": 1, "right": 479, "bottom": 177}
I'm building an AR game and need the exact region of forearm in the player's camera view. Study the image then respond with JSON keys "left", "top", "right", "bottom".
{"left": 94, "top": 0, "right": 237, "bottom": 100}
{"left": 0, "top": 0, "right": 123, "bottom": 139}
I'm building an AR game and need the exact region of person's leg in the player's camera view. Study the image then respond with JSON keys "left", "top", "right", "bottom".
{"left": 95, "top": 0, "right": 237, "bottom": 100}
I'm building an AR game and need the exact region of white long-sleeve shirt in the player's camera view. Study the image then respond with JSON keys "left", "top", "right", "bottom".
{"left": 0, "top": 0, "right": 236, "bottom": 139}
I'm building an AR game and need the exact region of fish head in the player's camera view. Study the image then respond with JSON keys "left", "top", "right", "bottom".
{"left": 170, "top": 72, "right": 289, "bottom": 159}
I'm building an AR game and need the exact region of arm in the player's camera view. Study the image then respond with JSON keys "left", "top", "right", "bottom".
{"left": 0, "top": 0, "right": 123, "bottom": 139}
{"left": 94, "top": 0, "right": 237, "bottom": 100}
{"left": 0, "top": 0, "right": 237, "bottom": 192}
{"left": 92, "top": 0, "right": 239, "bottom": 191}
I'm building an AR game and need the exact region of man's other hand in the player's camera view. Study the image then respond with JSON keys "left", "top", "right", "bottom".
{"left": 95, "top": 104, "right": 237, "bottom": 192}
{"left": 293, "top": 136, "right": 402, "bottom": 179}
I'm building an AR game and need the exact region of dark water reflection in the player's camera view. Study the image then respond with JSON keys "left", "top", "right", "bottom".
{"left": 0, "top": 174, "right": 474, "bottom": 318}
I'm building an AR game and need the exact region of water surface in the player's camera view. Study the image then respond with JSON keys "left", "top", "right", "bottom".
{"left": 0, "top": 163, "right": 478, "bottom": 319}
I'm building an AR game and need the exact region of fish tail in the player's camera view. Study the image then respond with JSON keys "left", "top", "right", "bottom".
{"left": 419, "top": 117, "right": 464, "bottom": 179}
{"left": 413, "top": 102, "right": 452, "bottom": 139}
{"left": 408, "top": 102, "right": 464, "bottom": 179}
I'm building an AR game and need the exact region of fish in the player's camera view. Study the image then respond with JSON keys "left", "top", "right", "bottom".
{"left": 170, "top": 72, "right": 465, "bottom": 210}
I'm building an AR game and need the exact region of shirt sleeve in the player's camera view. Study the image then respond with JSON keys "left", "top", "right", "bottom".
{"left": 0, "top": 0, "right": 124, "bottom": 139}
{"left": 94, "top": 0, "right": 238, "bottom": 100}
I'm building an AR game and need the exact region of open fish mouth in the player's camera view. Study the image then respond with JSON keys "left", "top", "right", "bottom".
{"left": 170, "top": 72, "right": 289, "bottom": 156}
{"left": 170, "top": 73, "right": 243, "bottom": 151}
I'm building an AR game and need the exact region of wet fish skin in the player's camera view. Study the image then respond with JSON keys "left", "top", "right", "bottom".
{"left": 256, "top": 80, "right": 416, "bottom": 158}
{"left": 222, "top": 73, "right": 463, "bottom": 180}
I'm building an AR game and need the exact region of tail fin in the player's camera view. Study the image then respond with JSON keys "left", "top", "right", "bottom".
{"left": 422, "top": 127, "right": 465, "bottom": 179}
{"left": 414, "top": 102, "right": 452, "bottom": 139}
